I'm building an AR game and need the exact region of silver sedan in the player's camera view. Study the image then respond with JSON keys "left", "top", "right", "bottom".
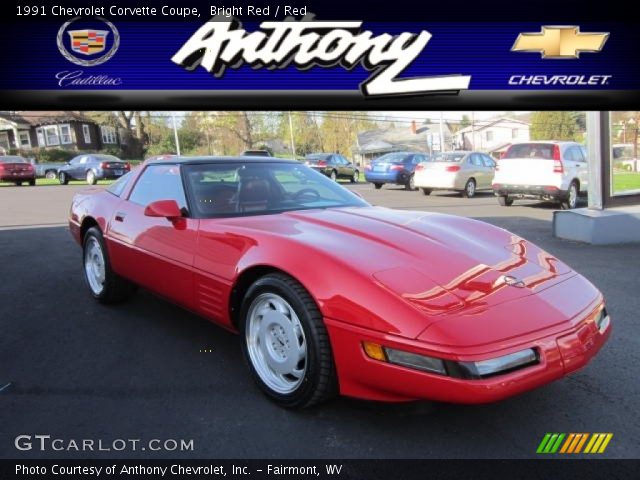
{"left": 413, "top": 151, "right": 496, "bottom": 198}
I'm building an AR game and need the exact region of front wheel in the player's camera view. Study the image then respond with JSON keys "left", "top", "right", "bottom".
{"left": 373, "top": 183, "right": 383, "bottom": 190}
{"left": 405, "top": 174, "right": 415, "bottom": 191}
{"left": 59, "top": 172, "right": 69, "bottom": 185}
{"left": 560, "top": 182, "right": 579, "bottom": 210}
{"left": 86, "top": 170, "right": 97, "bottom": 185}
{"left": 83, "top": 227, "right": 137, "bottom": 304}
{"left": 462, "top": 178, "right": 476, "bottom": 198}
{"left": 240, "top": 273, "right": 338, "bottom": 409}
{"left": 498, "top": 195, "right": 513, "bottom": 206}
{"left": 351, "top": 170, "right": 359, "bottom": 183}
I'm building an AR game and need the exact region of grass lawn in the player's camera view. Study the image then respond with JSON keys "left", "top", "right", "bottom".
{"left": 612, "top": 172, "right": 640, "bottom": 193}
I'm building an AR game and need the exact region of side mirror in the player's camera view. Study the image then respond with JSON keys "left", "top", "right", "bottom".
{"left": 144, "top": 200, "right": 182, "bottom": 220}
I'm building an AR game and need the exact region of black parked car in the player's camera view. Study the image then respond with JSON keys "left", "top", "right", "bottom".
{"left": 58, "top": 154, "right": 130, "bottom": 185}
{"left": 304, "top": 153, "right": 359, "bottom": 182}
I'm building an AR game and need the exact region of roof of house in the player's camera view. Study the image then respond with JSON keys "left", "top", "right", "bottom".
{"left": 0, "top": 111, "right": 95, "bottom": 128}
{"left": 455, "top": 117, "right": 530, "bottom": 135}
{"left": 356, "top": 123, "right": 452, "bottom": 154}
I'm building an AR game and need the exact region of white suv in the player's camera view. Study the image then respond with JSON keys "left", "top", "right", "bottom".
{"left": 492, "top": 141, "right": 588, "bottom": 209}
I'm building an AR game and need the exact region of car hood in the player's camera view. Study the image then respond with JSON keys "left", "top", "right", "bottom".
{"left": 237, "top": 207, "right": 574, "bottom": 328}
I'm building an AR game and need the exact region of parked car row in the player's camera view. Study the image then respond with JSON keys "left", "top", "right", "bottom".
{"left": 361, "top": 141, "right": 589, "bottom": 209}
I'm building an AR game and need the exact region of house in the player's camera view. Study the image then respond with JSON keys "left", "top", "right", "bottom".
{"left": 0, "top": 111, "right": 124, "bottom": 155}
{"left": 353, "top": 122, "right": 453, "bottom": 165}
{"left": 452, "top": 117, "right": 530, "bottom": 156}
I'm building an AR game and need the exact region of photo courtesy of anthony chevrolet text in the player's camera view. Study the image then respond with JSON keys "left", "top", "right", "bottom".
{"left": 0, "top": 1, "right": 638, "bottom": 479}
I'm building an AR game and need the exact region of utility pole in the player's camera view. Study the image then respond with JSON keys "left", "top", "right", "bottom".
{"left": 171, "top": 112, "right": 181, "bottom": 155}
{"left": 439, "top": 111, "right": 445, "bottom": 152}
{"left": 288, "top": 111, "right": 297, "bottom": 159}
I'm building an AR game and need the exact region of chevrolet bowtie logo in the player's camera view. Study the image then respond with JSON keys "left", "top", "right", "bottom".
{"left": 512, "top": 26, "right": 609, "bottom": 59}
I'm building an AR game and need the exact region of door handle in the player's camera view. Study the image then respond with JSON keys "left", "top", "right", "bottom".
{"left": 115, "top": 212, "right": 127, "bottom": 222}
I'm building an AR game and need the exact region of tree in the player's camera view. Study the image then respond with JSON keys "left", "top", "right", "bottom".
{"left": 530, "top": 111, "right": 581, "bottom": 141}
{"left": 460, "top": 114, "right": 471, "bottom": 128}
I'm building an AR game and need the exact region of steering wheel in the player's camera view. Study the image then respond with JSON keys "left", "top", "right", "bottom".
{"left": 292, "top": 188, "right": 320, "bottom": 201}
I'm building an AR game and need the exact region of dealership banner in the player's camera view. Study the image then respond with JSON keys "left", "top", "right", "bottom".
{"left": 0, "top": 0, "right": 638, "bottom": 107}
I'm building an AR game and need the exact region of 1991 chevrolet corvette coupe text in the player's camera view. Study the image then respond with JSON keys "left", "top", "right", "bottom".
{"left": 69, "top": 157, "right": 611, "bottom": 408}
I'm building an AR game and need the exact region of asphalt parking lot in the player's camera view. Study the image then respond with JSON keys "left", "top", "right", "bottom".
{"left": 1, "top": 182, "right": 639, "bottom": 459}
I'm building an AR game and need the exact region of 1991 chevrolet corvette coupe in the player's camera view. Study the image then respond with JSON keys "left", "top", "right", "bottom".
{"left": 69, "top": 157, "right": 611, "bottom": 408}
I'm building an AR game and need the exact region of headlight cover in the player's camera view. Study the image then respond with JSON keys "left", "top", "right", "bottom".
{"left": 384, "top": 347, "right": 447, "bottom": 375}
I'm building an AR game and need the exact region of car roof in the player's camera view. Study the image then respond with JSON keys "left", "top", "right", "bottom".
{"left": 146, "top": 156, "right": 298, "bottom": 166}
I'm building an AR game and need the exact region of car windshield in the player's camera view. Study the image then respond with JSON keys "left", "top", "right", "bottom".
{"left": 504, "top": 143, "right": 555, "bottom": 159}
{"left": 304, "top": 154, "right": 331, "bottom": 164}
{"left": 184, "top": 162, "right": 369, "bottom": 217}
{"left": 0, "top": 156, "right": 27, "bottom": 163}
{"left": 94, "top": 155, "right": 121, "bottom": 162}
{"left": 433, "top": 153, "right": 466, "bottom": 163}
{"left": 373, "top": 152, "right": 408, "bottom": 163}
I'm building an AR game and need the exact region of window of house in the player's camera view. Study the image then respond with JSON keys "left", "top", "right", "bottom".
{"left": 36, "top": 128, "right": 45, "bottom": 147}
{"left": 18, "top": 131, "right": 31, "bottom": 148}
{"left": 59, "top": 124, "right": 72, "bottom": 144}
{"left": 43, "top": 125, "right": 60, "bottom": 146}
{"left": 512, "top": 128, "right": 519, "bottom": 139}
{"left": 82, "top": 124, "right": 91, "bottom": 143}
{"left": 485, "top": 130, "right": 493, "bottom": 142}
{"left": 101, "top": 126, "right": 117, "bottom": 144}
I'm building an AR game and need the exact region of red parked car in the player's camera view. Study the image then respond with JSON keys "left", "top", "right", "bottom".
{"left": 0, "top": 155, "right": 36, "bottom": 186}
{"left": 69, "top": 157, "right": 611, "bottom": 408}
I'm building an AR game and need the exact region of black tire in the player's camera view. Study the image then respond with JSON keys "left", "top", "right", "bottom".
{"left": 45, "top": 170, "right": 57, "bottom": 180}
{"left": 350, "top": 170, "right": 359, "bottom": 183}
{"left": 373, "top": 183, "right": 383, "bottom": 190}
{"left": 462, "top": 178, "right": 476, "bottom": 198}
{"left": 405, "top": 174, "right": 415, "bottom": 191}
{"left": 498, "top": 195, "right": 513, "bottom": 207}
{"left": 560, "top": 181, "right": 579, "bottom": 210}
{"left": 28, "top": 179, "right": 36, "bottom": 186}
{"left": 15, "top": 181, "right": 22, "bottom": 186}
{"left": 59, "top": 172, "right": 69, "bottom": 185}
{"left": 86, "top": 170, "right": 97, "bottom": 185}
{"left": 421, "top": 188, "right": 432, "bottom": 196}
{"left": 82, "top": 227, "right": 137, "bottom": 304}
{"left": 239, "top": 273, "right": 338, "bottom": 409}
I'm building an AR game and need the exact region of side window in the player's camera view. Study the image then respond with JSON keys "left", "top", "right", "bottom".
{"left": 69, "top": 157, "right": 80, "bottom": 165}
{"left": 129, "top": 165, "right": 187, "bottom": 210}
{"left": 327, "top": 155, "right": 336, "bottom": 165}
{"left": 482, "top": 155, "right": 496, "bottom": 167}
{"left": 79, "top": 156, "right": 89, "bottom": 164}
{"left": 470, "top": 154, "right": 483, "bottom": 166}
{"left": 412, "top": 155, "right": 422, "bottom": 164}
{"left": 338, "top": 156, "right": 348, "bottom": 165}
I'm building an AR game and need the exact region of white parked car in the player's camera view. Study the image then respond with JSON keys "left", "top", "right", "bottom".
{"left": 414, "top": 151, "right": 496, "bottom": 198}
{"left": 492, "top": 141, "right": 588, "bottom": 209}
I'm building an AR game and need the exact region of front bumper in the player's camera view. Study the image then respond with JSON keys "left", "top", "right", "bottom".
{"left": 325, "top": 300, "right": 610, "bottom": 403}
{"left": 493, "top": 184, "right": 568, "bottom": 200}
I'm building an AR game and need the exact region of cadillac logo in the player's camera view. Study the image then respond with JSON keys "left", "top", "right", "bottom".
{"left": 503, "top": 275, "right": 526, "bottom": 288}
{"left": 57, "top": 17, "right": 119, "bottom": 67}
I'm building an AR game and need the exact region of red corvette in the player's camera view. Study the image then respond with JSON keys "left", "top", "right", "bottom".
{"left": 69, "top": 157, "right": 611, "bottom": 408}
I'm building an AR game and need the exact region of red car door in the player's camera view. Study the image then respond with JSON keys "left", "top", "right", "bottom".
{"left": 107, "top": 164, "right": 198, "bottom": 309}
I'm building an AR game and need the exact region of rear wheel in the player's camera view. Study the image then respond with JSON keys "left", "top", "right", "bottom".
{"left": 498, "top": 195, "right": 513, "bottom": 207}
{"left": 240, "top": 273, "right": 338, "bottom": 409}
{"left": 86, "top": 170, "right": 97, "bottom": 185}
{"left": 351, "top": 170, "right": 359, "bottom": 183}
{"left": 59, "top": 172, "right": 69, "bottom": 185}
{"left": 83, "top": 227, "right": 136, "bottom": 304}
{"left": 462, "top": 178, "right": 476, "bottom": 198}
{"left": 330, "top": 170, "right": 337, "bottom": 182}
{"left": 405, "top": 174, "right": 415, "bottom": 191}
{"left": 421, "top": 188, "right": 432, "bottom": 196}
{"left": 373, "top": 183, "right": 383, "bottom": 190}
{"left": 45, "top": 170, "right": 57, "bottom": 180}
{"left": 560, "top": 181, "right": 579, "bottom": 210}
